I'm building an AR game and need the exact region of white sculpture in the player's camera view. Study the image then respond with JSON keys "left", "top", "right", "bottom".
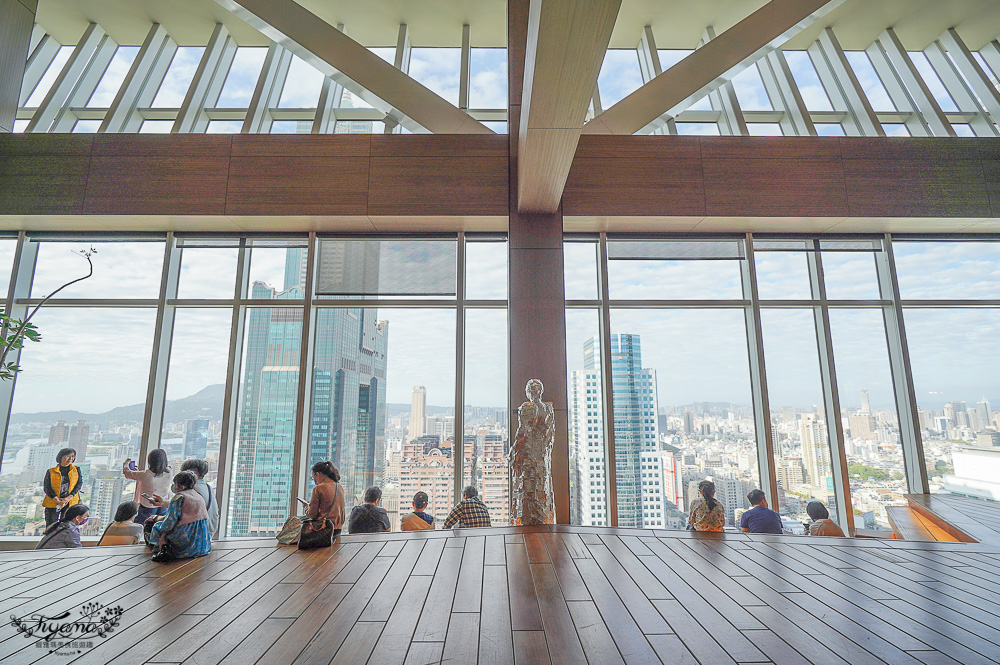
{"left": 511, "top": 378, "right": 555, "bottom": 525}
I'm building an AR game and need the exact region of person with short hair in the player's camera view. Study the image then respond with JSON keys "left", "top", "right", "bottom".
{"left": 443, "top": 485, "right": 492, "bottom": 529}
{"left": 740, "top": 489, "right": 783, "bottom": 534}
{"left": 99, "top": 501, "right": 145, "bottom": 545}
{"left": 36, "top": 504, "right": 89, "bottom": 549}
{"left": 400, "top": 491, "right": 434, "bottom": 531}
{"left": 42, "top": 448, "right": 82, "bottom": 527}
{"left": 348, "top": 486, "right": 390, "bottom": 534}
{"left": 688, "top": 480, "right": 725, "bottom": 532}
{"left": 180, "top": 459, "right": 219, "bottom": 537}
{"left": 149, "top": 471, "right": 211, "bottom": 562}
{"left": 124, "top": 448, "right": 172, "bottom": 525}
{"left": 806, "top": 501, "right": 845, "bottom": 537}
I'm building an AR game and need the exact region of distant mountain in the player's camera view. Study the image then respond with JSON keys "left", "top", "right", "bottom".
{"left": 8, "top": 384, "right": 226, "bottom": 427}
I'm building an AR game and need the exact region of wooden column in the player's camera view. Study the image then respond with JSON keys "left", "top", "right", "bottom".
{"left": 508, "top": 0, "right": 570, "bottom": 524}
{"left": 0, "top": 0, "right": 36, "bottom": 133}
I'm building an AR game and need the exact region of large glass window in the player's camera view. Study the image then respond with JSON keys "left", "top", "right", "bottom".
{"left": 567, "top": 309, "right": 607, "bottom": 527}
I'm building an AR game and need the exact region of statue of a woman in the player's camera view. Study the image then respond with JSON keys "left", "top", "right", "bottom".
{"left": 511, "top": 378, "right": 555, "bottom": 525}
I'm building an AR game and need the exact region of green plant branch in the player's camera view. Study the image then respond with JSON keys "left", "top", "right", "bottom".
{"left": 0, "top": 248, "right": 96, "bottom": 379}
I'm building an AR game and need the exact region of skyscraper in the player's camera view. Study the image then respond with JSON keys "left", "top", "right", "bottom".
{"left": 183, "top": 418, "right": 209, "bottom": 459}
{"left": 228, "top": 247, "right": 389, "bottom": 536}
{"left": 860, "top": 389, "right": 871, "bottom": 414}
{"left": 410, "top": 386, "right": 427, "bottom": 440}
{"left": 68, "top": 420, "right": 89, "bottom": 461}
{"left": 571, "top": 334, "right": 661, "bottom": 528}
{"left": 47, "top": 420, "right": 68, "bottom": 445}
{"left": 800, "top": 413, "right": 831, "bottom": 485}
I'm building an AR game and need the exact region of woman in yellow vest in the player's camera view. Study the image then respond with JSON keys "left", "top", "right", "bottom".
{"left": 42, "top": 448, "right": 82, "bottom": 528}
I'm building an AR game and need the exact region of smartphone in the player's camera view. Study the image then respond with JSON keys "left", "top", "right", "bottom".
{"left": 141, "top": 493, "right": 154, "bottom": 500}
{"left": 128, "top": 460, "right": 137, "bottom": 471}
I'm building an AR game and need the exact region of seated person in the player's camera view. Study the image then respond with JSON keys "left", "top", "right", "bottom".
{"left": 400, "top": 491, "right": 434, "bottom": 531}
{"left": 36, "top": 505, "right": 89, "bottom": 550}
{"left": 180, "top": 459, "right": 219, "bottom": 537}
{"left": 740, "top": 489, "right": 783, "bottom": 535}
{"left": 99, "top": 501, "right": 145, "bottom": 545}
{"left": 149, "top": 471, "right": 212, "bottom": 562}
{"left": 688, "top": 480, "right": 725, "bottom": 532}
{"left": 806, "top": 501, "right": 845, "bottom": 537}
{"left": 348, "top": 486, "right": 390, "bottom": 534}
{"left": 443, "top": 486, "right": 492, "bottom": 529}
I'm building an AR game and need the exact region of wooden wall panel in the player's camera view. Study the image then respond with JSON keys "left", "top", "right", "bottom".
{"left": 564, "top": 156, "right": 705, "bottom": 217}
{"left": 227, "top": 135, "right": 370, "bottom": 216}
{"left": 703, "top": 158, "right": 848, "bottom": 217}
{"left": 368, "top": 155, "right": 508, "bottom": 217}
{"left": 84, "top": 135, "right": 230, "bottom": 215}
{"left": 0, "top": 134, "right": 91, "bottom": 215}
{"left": 842, "top": 159, "right": 990, "bottom": 218}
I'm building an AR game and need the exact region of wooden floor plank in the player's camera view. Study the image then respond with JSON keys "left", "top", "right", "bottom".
{"left": 485, "top": 535, "right": 506, "bottom": 565}
{"left": 573, "top": 557, "right": 661, "bottom": 665}
{"left": 368, "top": 575, "right": 434, "bottom": 665}
{"left": 271, "top": 542, "right": 365, "bottom": 619}
{"left": 453, "top": 536, "right": 485, "bottom": 613}
{"left": 646, "top": 633, "right": 700, "bottom": 665}
{"left": 256, "top": 584, "right": 353, "bottom": 665}
{"left": 528, "top": 563, "right": 586, "bottom": 665}
{"left": 403, "top": 642, "right": 444, "bottom": 665}
{"left": 565, "top": 600, "right": 625, "bottom": 665}
{"left": 330, "top": 622, "right": 385, "bottom": 665}
{"left": 412, "top": 545, "right": 464, "bottom": 641}
{"left": 290, "top": 556, "right": 395, "bottom": 665}
{"left": 442, "top": 612, "right": 479, "bottom": 664}
{"left": 218, "top": 618, "right": 294, "bottom": 665}
{"left": 414, "top": 538, "right": 447, "bottom": 575}
{"left": 586, "top": 544, "right": 670, "bottom": 634}
{"left": 524, "top": 533, "right": 550, "bottom": 563}
{"left": 512, "top": 631, "right": 550, "bottom": 665}
{"left": 359, "top": 540, "right": 424, "bottom": 622}
{"left": 597, "top": 535, "right": 671, "bottom": 600}
{"left": 539, "top": 533, "right": 590, "bottom": 602}
{"left": 479, "top": 564, "right": 514, "bottom": 665}
{"left": 506, "top": 542, "right": 543, "bottom": 631}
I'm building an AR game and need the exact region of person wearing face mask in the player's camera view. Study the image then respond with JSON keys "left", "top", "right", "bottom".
{"left": 42, "top": 448, "right": 83, "bottom": 527}
{"left": 148, "top": 471, "right": 211, "bottom": 563}
{"left": 36, "top": 505, "right": 90, "bottom": 549}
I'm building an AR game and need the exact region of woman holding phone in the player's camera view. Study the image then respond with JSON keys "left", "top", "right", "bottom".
{"left": 298, "top": 461, "right": 345, "bottom": 538}
{"left": 124, "top": 448, "right": 172, "bottom": 524}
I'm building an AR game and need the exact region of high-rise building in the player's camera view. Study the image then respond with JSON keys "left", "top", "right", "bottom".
{"left": 976, "top": 397, "right": 992, "bottom": 433}
{"left": 183, "top": 418, "right": 209, "bottom": 459}
{"left": 571, "top": 334, "right": 661, "bottom": 528}
{"left": 68, "top": 419, "right": 89, "bottom": 460}
{"left": 800, "top": 413, "right": 831, "bottom": 485}
{"left": 410, "top": 386, "right": 427, "bottom": 439}
{"left": 859, "top": 389, "right": 872, "bottom": 414}
{"left": 228, "top": 247, "right": 389, "bottom": 536}
{"left": 88, "top": 474, "right": 124, "bottom": 529}
{"left": 47, "top": 420, "right": 69, "bottom": 446}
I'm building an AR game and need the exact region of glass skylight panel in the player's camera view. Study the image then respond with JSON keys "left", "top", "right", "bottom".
{"left": 334, "top": 120, "right": 385, "bottom": 134}
{"left": 607, "top": 240, "right": 744, "bottom": 300}
{"left": 972, "top": 51, "right": 1000, "bottom": 90}
{"left": 732, "top": 64, "right": 773, "bottom": 111}
{"left": 277, "top": 54, "right": 324, "bottom": 108}
{"left": 410, "top": 48, "right": 461, "bottom": 105}
{"left": 72, "top": 120, "right": 101, "bottom": 133}
{"left": 845, "top": 51, "right": 896, "bottom": 111}
{"left": 815, "top": 123, "right": 845, "bottom": 136}
{"left": 908, "top": 51, "right": 959, "bottom": 112}
{"left": 270, "top": 120, "right": 312, "bottom": 134}
{"left": 470, "top": 48, "right": 507, "bottom": 109}
{"left": 953, "top": 123, "right": 976, "bottom": 136}
{"left": 206, "top": 120, "right": 242, "bottom": 133}
{"left": 597, "top": 49, "right": 643, "bottom": 107}
{"left": 30, "top": 240, "right": 165, "bottom": 299}
{"left": 747, "top": 123, "right": 783, "bottom": 136}
{"left": 783, "top": 51, "right": 834, "bottom": 111}
{"left": 86, "top": 46, "right": 139, "bottom": 107}
{"left": 139, "top": 120, "right": 174, "bottom": 133}
{"left": 151, "top": 47, "right": 204, "bottom": 108}
{"left": 215, "top": 47, "right": 267, "bottom": 108}
{"left": 24, "top": 45, "right": 73, "bottom": 107}
{"left": 676, "top": 123, "right": 720, "bottom": 135}
{"left": 882, "top": 124, "right": 910, "bottom": 136}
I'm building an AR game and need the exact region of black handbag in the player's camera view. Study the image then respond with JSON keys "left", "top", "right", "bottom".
{"left": 297, "top": 518, "right": 334, "bottom": 549}
{"left": 297, "top": 483, "right": 339, "bottom": 549}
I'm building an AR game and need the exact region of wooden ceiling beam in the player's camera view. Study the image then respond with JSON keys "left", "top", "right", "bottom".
{"left": 517, "top": 0, "right": 621, "bottom": 213}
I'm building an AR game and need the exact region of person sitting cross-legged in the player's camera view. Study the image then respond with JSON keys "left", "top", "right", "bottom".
{"left": 149, "top": 471, "right": 212, "bottom": 562}
{"left": 443, "top": 485, "right": 492, "bottom": 529}
{"left": 740, "top": 489, "right": 783, "bottom": 535}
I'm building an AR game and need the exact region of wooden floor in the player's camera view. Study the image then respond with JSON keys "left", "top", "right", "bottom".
{"left": 2, "top": 523, "right": 1000, "bottom": 665}
{"left": 907, "top": 493, "right": 1000, "bottom": 546}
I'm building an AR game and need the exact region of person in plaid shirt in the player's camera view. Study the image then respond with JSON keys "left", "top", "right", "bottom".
{"left": 443, "top": 485, "right": 492, "bottom": 529}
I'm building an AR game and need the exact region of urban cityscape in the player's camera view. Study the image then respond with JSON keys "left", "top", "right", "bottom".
{"left": 1, "top": 247, "right": 998, "bottom": 537}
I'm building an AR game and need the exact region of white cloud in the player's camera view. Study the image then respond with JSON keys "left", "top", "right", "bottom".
{"left": 87, "top": 47, "right": 139, "bottom": 108}
{"left": 152, "top": 47, "right": 204, "bottom": 108}
{"left": 409, "top": 48, "right": 461, "bottom": 106}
